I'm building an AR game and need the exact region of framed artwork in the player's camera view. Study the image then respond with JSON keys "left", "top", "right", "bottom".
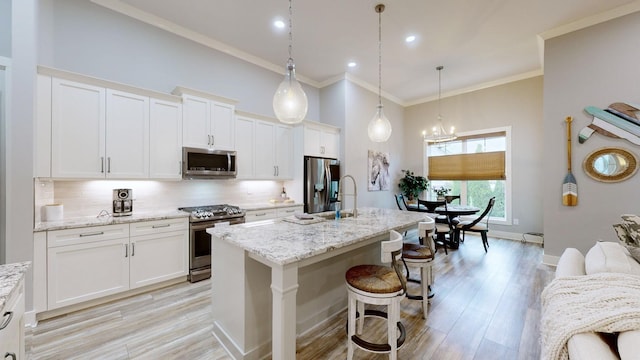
{"left": 368, "top": 150, "right": 390, "bottom": 191}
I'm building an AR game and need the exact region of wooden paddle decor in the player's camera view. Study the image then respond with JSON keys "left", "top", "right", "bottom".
{"left": 562, "top": 116, "right": 578, "bottom": 206}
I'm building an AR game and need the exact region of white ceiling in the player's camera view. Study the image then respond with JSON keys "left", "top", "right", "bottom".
{"left": 95, "top": 0, "right": 640, "bottom": 106}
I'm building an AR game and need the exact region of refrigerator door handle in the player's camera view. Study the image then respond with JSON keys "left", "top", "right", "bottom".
{"left": 324, "top": 162, "right": 332, "bottom": 209}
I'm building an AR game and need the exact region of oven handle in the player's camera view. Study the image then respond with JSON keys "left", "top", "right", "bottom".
{"left": 190, "top": 217, "right": 245, "bottom": 230}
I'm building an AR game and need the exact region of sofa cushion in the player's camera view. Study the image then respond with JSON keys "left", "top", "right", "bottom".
{"left": 584, "top": 241, "right": 640, "bottom": 275}
{"left": 618, "top": 330, "right": 640, "bottom": 359}
{"left": 567, "top": 332, "right": 618, "bottom": 360}
{"left": 555, "top": 248, "right": 586, "bottom": 277}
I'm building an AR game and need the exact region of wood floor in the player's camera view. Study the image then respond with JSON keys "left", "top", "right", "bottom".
{"left": 25, "top": 233, "right": 554, "bottom": 359}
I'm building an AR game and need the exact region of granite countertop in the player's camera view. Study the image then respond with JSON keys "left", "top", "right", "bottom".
{"left": 0, "top": 262, "right": 30, "bottom": 313}
{"left": 207, "top": 207, "right": 428, "bottom": 266}
{"left": 34, "top": 210, "right": 190, "bottom": 232}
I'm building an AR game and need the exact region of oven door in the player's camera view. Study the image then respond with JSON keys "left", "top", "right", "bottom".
{"left": 190, "top": 216, "right": 245, "bottom": 271}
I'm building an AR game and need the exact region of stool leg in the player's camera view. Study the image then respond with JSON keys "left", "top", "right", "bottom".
{"left": 388, "top": 299, "right": 399, "bottom": 360}
{"left": 420, "top": 266, "right": 429, "bottom": 319}
{"left": 357, "top": 299, "right": 365, "bottom": 334}
{"left": 347, "top": 293, "right": 356, "bottom": 360}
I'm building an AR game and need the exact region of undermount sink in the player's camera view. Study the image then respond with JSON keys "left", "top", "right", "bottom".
{"left": 317, "top": 211, "right": 355, "bottom": 220}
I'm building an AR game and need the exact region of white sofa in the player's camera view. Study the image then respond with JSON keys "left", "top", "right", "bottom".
{"left": 554, "top": 241, "right": 640, "bottom": 359}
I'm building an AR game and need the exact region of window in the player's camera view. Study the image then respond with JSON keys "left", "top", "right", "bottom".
{"left": 425, "top": 128, "right": 511, "bottom": 224}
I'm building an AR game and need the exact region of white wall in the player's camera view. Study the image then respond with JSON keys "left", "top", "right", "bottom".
{"left": 543, "top": 11, "right": 640, "bottom": 258}
{"left": 344, "top": 81, "right": 405, "bottom": 210}
{"left": 404, "top": 77, "right": 544, "bottom": 235}
{"left": 39, "top": 0, "right": 320, "bottom": 122}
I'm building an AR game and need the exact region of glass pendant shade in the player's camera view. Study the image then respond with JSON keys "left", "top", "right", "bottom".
{"left": 273, "top": 59, "right": 308, "bottom": 124}
{"left": 368, "top": 104, "right": 392, "bottom": 142}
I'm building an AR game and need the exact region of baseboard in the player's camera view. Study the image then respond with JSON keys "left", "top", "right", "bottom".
{"left": 543, "top": 254, "right": 560, "bottom": 266}
{"left": 489, "top": 230, "right": 544, "bottom": 244}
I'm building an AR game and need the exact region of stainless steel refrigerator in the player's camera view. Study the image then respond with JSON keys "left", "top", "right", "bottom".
{"left": 304, "top": 156, "right": 340, "bottom": 214}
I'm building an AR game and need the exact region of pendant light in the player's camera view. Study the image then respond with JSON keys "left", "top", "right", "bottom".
{"left": 367, "top": 4, "right": 392, "bottom": 143}
{"left": 273, "top": 0, "right": 308, "bottom": 124}
{"left": 424, "top": 66, "right": 457, "bottom": 143}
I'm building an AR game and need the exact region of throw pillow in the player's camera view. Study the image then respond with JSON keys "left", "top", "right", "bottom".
{"left": 613, "top": 223, "right": 635, "bottom": 246}
{"left": 621, "top": 214, "right": 640, "bottom": 246}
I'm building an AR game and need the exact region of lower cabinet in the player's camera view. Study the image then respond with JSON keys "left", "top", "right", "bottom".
{"left": 0, "top": 277, "right": 25, "bottom": 360}
{"left": 47, "top": 219, "right": 188, "bottom": 310}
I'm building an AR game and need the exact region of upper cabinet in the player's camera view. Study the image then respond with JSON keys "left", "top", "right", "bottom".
{"left": 37, "top": 68, "right": 183, "bottom": 180}
{"left": 173, "top": 87, "right": 236, "bottom": 151}
{"left": 235, "top": 112, "right": 293, "bottom": 180}
{"left": 304, "top": 122, "right": 340, "bottom": 159}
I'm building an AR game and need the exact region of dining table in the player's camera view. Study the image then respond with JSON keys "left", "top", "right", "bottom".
{"left": 434, "top": 204, "right": 480, "bottom": 249}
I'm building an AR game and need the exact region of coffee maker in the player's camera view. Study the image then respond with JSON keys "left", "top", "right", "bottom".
{"left": 112, "top": 189, "right": 133, "bottom": 216}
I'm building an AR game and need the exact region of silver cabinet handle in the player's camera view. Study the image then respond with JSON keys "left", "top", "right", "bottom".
{"left": 5, "top": 352, "right": 16, "bottom": 360}
{"left": 285, "top": 209, "right": 295, "bottom": 213}
{"left": 124, "top": 244, "right": 128, "bottom": 258}
{"left": 0, "top": 311, "right": 13, "bottom": 330}
{"left": 80, "top": 231, "right": 104, "bottom": 237}
{"left": 152, "top": 224, "right": 171, "bottom": 228}
{"left": 277, "top": 166, "right": 279, "bottom": 176}
{"left": 107, "top": 157, "right": 111, "bottom": 173}
{"left": 101, "top": 157, "right": 104, "bottom": 173}
{"left": 211, "top": 134, "right": 215, "bottom": 145}
{"left": 255, "top": 212, "right": 267, "bottom": 216}
{"left": 179, "top": 161, "right": 182, "bottom": 174}
{"left": 131, "top": 243, "right": 135, "bottom": 256}
{"left": 273, "top": 166, "right": 277, "bottom": 176}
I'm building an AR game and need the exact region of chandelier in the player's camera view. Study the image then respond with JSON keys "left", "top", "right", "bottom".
{"left": 424, "top": 65, "right": 456, "bottom": 143}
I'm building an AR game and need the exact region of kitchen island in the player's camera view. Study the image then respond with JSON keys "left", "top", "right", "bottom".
{"left": 207, "top": 207, "right": 428, "bottom": 360}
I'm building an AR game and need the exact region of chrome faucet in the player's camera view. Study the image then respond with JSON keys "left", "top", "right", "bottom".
{"left": 338, "top": 175, "right": 358, "bottom": 218}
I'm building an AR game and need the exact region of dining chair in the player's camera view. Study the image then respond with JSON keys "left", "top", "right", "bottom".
{"left": 444, "top": 195, "right": 461, "bottom": 204}
{"left": 429, "top": 201, "right": 455, "bottom": 255}
{"left": 455, "top": 197, "right": 496, "bottom": 252}
{"left": 394, "top": 193, "right": 407, "bottom": 211}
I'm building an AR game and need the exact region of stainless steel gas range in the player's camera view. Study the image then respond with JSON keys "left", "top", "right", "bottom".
{"left": 178, "top": 204, "right": 245, "bottom": 282}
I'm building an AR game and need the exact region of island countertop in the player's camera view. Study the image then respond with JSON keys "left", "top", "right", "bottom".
{"left": 207, "top": 207, "right": 429, "bottom": 266}
{"left": 0, "top": 261, "right": 30, "bottom": 313}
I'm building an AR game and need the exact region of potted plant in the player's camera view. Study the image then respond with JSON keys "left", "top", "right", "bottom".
{"left": 398, "top": 170, "right": 429, "bottom": 201}
{"left": 432, "top": 185, "right": 451, "bottom": 201}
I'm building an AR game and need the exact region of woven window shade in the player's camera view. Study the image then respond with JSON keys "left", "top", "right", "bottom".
{"left": 428, "top": 151, "right": 506, "bottom": 180}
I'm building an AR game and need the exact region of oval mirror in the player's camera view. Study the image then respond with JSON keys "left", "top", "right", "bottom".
{"left": 583, "top": 147, "right": 638, "bottom": 183}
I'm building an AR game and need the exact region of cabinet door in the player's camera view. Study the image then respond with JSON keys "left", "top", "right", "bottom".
{"left": 129, "top": 230, "right": 188, "bottom": 289}
{"left": 36, "top": 74, "right": 52, "bottom": 178}
{"left": 150, "top": 98, "right": 183, "bottom": 179}
{"left": 254, "top": 121, "right": 276, "bottom": 179}
{"left": 235, "top": 116, "right": 255, "bottom": 179}
{"left": 105, "top": 89, "right": 150, "bottom": 178}
{"left": 182, "top": 94, "right": 211, "bottom": 148}
{"left": 51, "top": 78, "right": 106, "bottom": 178}
{"left": 275, "top": 124, "right": 293, "bottom": 179}
{"left": 322, "top": 128, "right": 340, "bottom": 159}
{"left": 47, "top": 238, "right": 129, "bottom": 309}
{"left": 211, "top": 101, "right": 235, "bottom": 150}
{"left": 303, "top": 125, "right": 322, "bottom": 157}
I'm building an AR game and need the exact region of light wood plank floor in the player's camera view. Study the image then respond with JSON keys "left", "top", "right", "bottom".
{"left": 26, "top": 233, "right": 554, "bottom": 359}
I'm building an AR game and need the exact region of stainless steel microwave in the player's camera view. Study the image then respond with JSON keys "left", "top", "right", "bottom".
{"left": 182, "top": 147, "right": 237, "bottom": 179}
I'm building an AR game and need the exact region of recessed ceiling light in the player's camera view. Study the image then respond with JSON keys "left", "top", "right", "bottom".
{"left": 274, "top": 20, "right": 285, "bottom": 29}
{"left": 405, "top": 35, "right": 416, "bottom": 43}
{"left": 348, "top": 62, "right": 357, "bottom": 68}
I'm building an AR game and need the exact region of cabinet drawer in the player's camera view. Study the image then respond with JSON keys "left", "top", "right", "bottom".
{"left": 277, "top": 205, "right": 303, "bottom": 217}
{"left": 244, "top": 209, "right": 278, "bottom": 222}
{"left": 48, "top": 224, "right": 129, "bottom": 248}
{"left": 130, "top": 218, "right": 189, "bottom": 237}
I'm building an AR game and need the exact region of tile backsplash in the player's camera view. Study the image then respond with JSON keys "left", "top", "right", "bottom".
{"left": 35, "top": 179, "right": 295, "bottom": 221}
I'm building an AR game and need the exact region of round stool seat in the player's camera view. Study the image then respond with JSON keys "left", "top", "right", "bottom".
{"left": 402, "top": 243, "right": 434, "bottom": 260}
{"left": 345, "top": 265, "right": 402, "bottom": 294}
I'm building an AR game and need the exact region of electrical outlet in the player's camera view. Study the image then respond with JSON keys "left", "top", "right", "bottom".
{"left": 513, "top": 218, "right": 519, "bottom": 225}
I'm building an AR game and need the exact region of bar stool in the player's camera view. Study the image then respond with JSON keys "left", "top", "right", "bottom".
{"left": 345, "top": 230, "right": 407, "bottom": 360}
{"left": 402, "top": 218, "right": 436, "bottom": 319}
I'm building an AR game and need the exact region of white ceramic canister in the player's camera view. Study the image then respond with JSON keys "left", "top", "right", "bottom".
{"left": 44, "top": 204, "right": 64, "bottom": 221}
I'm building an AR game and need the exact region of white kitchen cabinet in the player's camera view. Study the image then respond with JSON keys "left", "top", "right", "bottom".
{"left": 129, "top": 219, "right": 188, "bottom": 289}
{"left": 244, "top": 209, "right": 278, "bottom": 222}
{"left": 238, "top": 116, "right": 293, "bottom": 180}
{"left": 150, "top": 98, "right": 183, "bottom": 179}
{"left": 0, "top": 277, "right": 25, "bottom": 360}
{"left": 50, "top": 78, "right": 150, "bottom": 179}
{"left": 180, "top": 92, "right": 235, "bottom": 150}
{"left": 106, "top": 89, "right": 150, "bottom": 178}
{"left": 47, "top": 224, "right": 130, "bottom": 309}
{"left": 277, "top": 205, "right": 303, "bottom": 218}
{"left": 51, "top": 78, "right": 106, "bottom": 178}
{"left": 234, "top": 115, "right": 255, "bottom": 179}
{"left": 46, "top": 219, "right": 188, "bottom": 310}
{"left": 303, "top": 122, "right": 340, "bottom": 159}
